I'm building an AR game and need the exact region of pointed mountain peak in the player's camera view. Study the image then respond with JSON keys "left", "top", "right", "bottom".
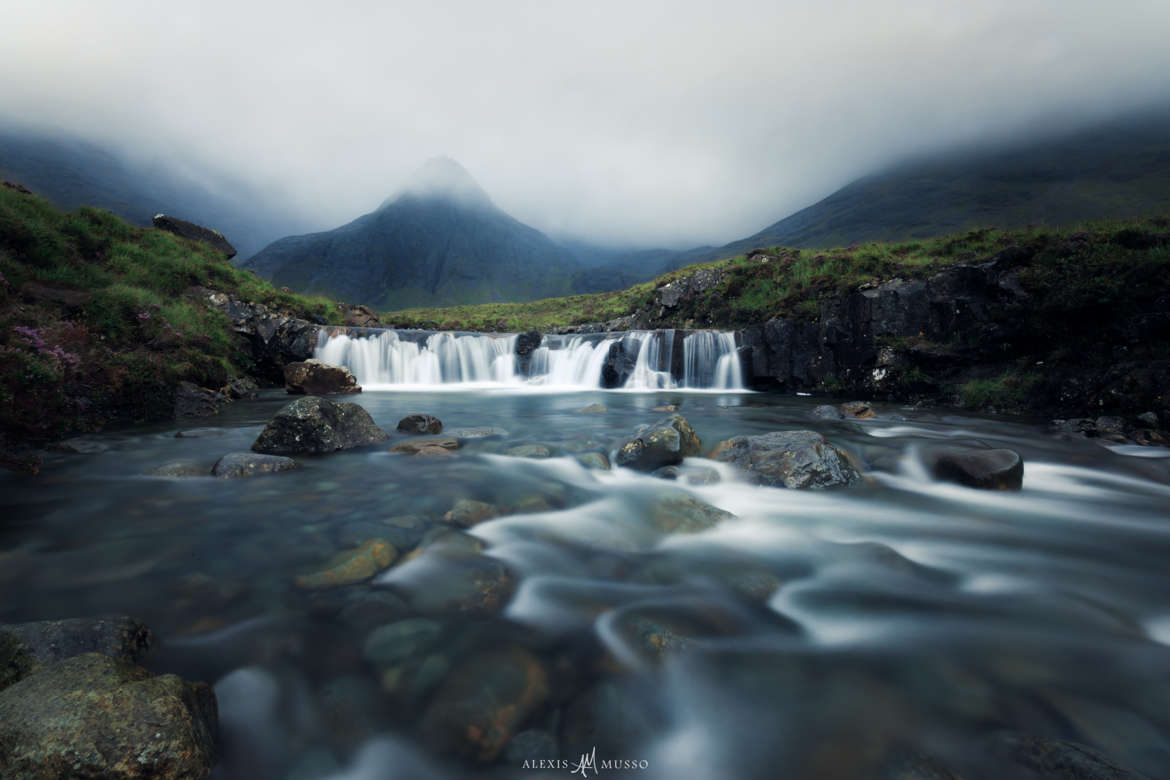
{"left": 384, "top": 156, "right": 495, "bottom": 211}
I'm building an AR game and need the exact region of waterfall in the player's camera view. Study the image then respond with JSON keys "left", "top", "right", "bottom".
{"left": 683, "top": 331, "right": 744, "bottom": 390}
{"left": 314, "top": 328, "right": 747, "bottom": 390}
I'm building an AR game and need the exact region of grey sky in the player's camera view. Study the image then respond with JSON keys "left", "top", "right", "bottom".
{"left": 3, "top": 0, "right": 1169, "bottom": 248}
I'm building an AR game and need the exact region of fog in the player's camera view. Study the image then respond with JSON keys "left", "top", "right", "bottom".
{"left": 2, "top": 1, "right": 1168, "bottom": 248}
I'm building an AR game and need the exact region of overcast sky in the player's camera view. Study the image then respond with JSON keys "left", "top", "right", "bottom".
{"left": 3, "top": 0, "right": 1169, "bottom": 248}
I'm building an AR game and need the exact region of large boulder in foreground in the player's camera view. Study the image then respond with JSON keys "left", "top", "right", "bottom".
{"left": 152, "top": 214, "right": 236, "bottom": 259}
{"left": 252, "top": 396, "right": 388, "bottom": 455}
{"left": 709, "top": 430, "right": 860, "bottom": 489}
{"left": 615, "top": 414, "right": 701, "bottom": 471}
{"left": 927, "top": 448, "right": 1024, "bottom": 490}
{"left": 284, "top": 359, "right": 361, "bottom": 395}
{"left": 0, "top": 653, "right": 218, "bottom": 779}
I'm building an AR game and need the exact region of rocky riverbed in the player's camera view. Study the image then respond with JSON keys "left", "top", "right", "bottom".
{"left": 3, "top": 387, "right": 1170, "bottom": 779}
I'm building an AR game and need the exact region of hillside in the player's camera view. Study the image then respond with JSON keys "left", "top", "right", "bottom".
{"left": 0, "top": 125, "right": 314, "bottom": 259}
{"left": 659, "top": 109, "right": 1170, "bottom": 271}
{"left": 240, "top": 158, "right": 583, "bottom": 309}
{"left": 0, "top": 181, "right": 340, "bottom": 465}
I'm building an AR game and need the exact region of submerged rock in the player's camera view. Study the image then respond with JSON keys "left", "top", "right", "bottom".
{"left": 709, "top": 430, "right": 861, "bottom": 489}
{"left": 995, "top": 733, "right": 1148, "bottom": 779}
{"left": 284, "top": 359, "right": 361, "bottom": 395}
{"left": 295, "top": 539, "right": 397, "bottom": 590}
{"left": 397, "top": 414, "right": 443, "bottom": 435}
{"left": 362, "top": 618, "right": 444, "bottom": 668}
{"left": 649, "top": 494, "right": 735, "bottom": 533}
{"left": 253, "top": 396, "right": 389, "bottom": 455}
{"left": 211, "top": 452, "right": 297, "bottom": 479}
{"left": 574, "top": 451, "right": 611, "bottom": 470}
{"left": 575, "top": 403, "right": 607, "bottom": 414}
{"left": 419, "top": 646, "right": 549, "bottom": 763}
{"left": 504, "top": 444, "right": 552, "bottom": 458}
{"left": 149, "top": 459, "right": 207, "bottom": 477}
{"left": 446, "top": 427, "right": 509, "bottom": 441}
{"left": 389, "top": 437, "right": 460, "bottom": 455}
{"left": 0, "top": 653, "right": 217, "bottom": 779}
{"left": 443, "top": 499, "right": 501, "bottom": 528}
{"left": 927, "top": 448, "right": 1024, "bottom": 491}
{"left": 615, "top": 414, "right": 701, "bottom": 471}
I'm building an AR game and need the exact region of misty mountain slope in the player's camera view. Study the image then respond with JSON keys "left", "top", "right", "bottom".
{"left": 0, "top": 126, "right": 313, "bottom": 259}
{"left": 242, "top": 158, "right": 583, "bottom": 309}
{"left": 661, "top": 109, "right": 1170, "bottom": 271}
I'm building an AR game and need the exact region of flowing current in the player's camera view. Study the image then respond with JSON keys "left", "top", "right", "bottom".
{"left": 3, "top": 385, "right": 1169, "bottom": 778}
{"left": 314, "top": 328, "right": 746, "bottom": 391}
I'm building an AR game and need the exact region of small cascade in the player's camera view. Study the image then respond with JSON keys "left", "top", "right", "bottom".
{"left": 314, "top": 327, "right": 747, "bottom": 391}
{"left": 683, "top": 331, "right": 744, "bottom": 390}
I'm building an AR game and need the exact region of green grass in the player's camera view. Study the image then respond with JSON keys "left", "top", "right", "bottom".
{"left": 385, "top": 216, "right": 1170, "bottom": 332}
{"left": 0, "top": 184, "right": 343, "bottom": 447}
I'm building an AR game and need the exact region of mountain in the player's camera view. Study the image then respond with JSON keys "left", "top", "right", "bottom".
{"left": 0, "top": 124, "right": 314, "bottom": 259}
{"left": 241, "top": 157, "right": 583, "bottom": 309}
{"left": 660, "top": 108, "right": 1170, "bottom": 271}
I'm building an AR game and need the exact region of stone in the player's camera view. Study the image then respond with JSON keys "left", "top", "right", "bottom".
{"left": 574, "top": 452, "right": 611, "bottom": 470}
{"left": 0, "top": 653, "right": 217, "bottom": 779}
{"left": 812, "top": 404, "right": 845, "bottom": 420}
{"left": 174, "top": 381, "right": 228, "bottom": 419}
{"left": 443, "top": 499, "right": 501, "bottom": 528}
{"left": 446, "top": 427, "right": 509, "bottom": 441}
{"left": 840, "top": 400, "right": 877, "bottom": 419}
{"left": 419, "top": 647, "right": 549, "bottom": 763}
{"left": 709, "top": 430, "right": 861, "bottom": 489}
{"left": 0, "top": 616, "right": 153, "bottom": 691}
{"left": 396, "top": 414, "right": 442, "bottom": 434}
{"left": 283, "top": 359, "right": 361, "bottom": 395}
{"left": 615, "top": 414, "right": 701, "bottom": 471}
{"left": 389, "top": 437, "right": 460, "bottom": 455}
{"left": 295, "top": 539, "right": 397, "bottom": 590}
{"left": 504, "top": 729, "right": 559, "bottom": 766}
{"left": 651, "top": 404, "right": 679, "bottom": 412}
{"left": 337, "top": 303, "right": 381, "bottom": 328}
{"left": 649, "top": 494, "right": 735, "bottom": 533}
{"left": 221, "top": 377, "right": 259, "bottom": 400}
{"left": 149, "top": 459, "right": 207, "bottom": 477}
{"left": 996, "top": 733, "right": 1147, "bottom": 780}
{"left": 362, "top": 619, "right": 443, "bottom": 667}
{"left": 575, "top": 403, "right": 607, "bottom": 414}
{"left": 927, "top": 448, "right": 1024, "bottom": 490}
{"left": 174, "top": 427, "right": 226, "bottom": 439}
{"left": 504, "top": 444, "right": 552, "bottom": 458}
{"left": 211, "top": 452, "right": 297, "bottom": 479}
{"left": 252, "top": 396, "right": 389, "bottom": 455}
{"left": 393, "top": 553, "right": 515, "bottom": 615}
{"left": 1136, "top": 411, "right": 1160, "bottom": 428}
{"left": 153, "top": 213, "right": 236, "bottom": 258}
{"left": 416, "top": 445, "right": 456, "bottom": 457}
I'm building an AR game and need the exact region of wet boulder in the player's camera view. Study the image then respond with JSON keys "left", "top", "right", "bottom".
{"left": 0, "top": 653, "right": 218, "bottom": 779}
{"left": 812, "top": 404, "right": 845, "bottom": 420}
{"left": 649, "top": 494, "right": 734, "bottom": 533}
{"left": 221, "top": 376, "right": 259, "bottom": 400}
{"left": 397, "top": 413, "right": 442, "bottom": 435}
{"left": 709, "top": 430, "right": 861, "bottom": 489}
{"left": 574, "top": 451, "right": 611, "bottom": 470}
{"left": 927, "top": 448, "right": 1023, "bottom": 490}
{"left": 252, "top": 396, "right": 389, "bottom": 455}
{"left": 443, "top": 499, "right": 501, "bottom": 528}
{"left": 283, "top": 358, "right": 361, "bottom": 395}
{"left": 211, "top": 452, "right": 297, "bottom": 479}
{"left": 149, "top": 459, "right": 207, "bottom": 477}
{"left": 615, "top": 414, "right": 701, "bottom": 471}
{"left": 840, "top": 400, "right": 877, "bottom": 419}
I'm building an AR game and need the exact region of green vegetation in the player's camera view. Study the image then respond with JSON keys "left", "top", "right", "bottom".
{"left": 957, "top": 371, "right": 1042, "bottom": 409}
{"left": 385, "top": 217, "right": 1170, "bottom": 332}
{"left": 0, "top": 184, "right": 341, "bottom": 456}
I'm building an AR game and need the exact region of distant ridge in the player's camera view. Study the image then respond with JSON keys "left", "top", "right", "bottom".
{"left": 240, "top": 158, "right": 582, "bottom": 309}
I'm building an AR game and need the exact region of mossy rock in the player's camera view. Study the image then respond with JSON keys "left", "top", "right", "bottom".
{"left": 295, "top": 539, "right": 397, "bottom": 590}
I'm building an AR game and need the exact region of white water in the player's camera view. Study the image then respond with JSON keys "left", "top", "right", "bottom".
{"left": 314, "top": 328, "right": 746, "bottom": 391}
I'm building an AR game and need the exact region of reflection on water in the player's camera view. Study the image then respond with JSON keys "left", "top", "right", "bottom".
{"left": 2, "top": 390, "right": 1170, "bottom": 779}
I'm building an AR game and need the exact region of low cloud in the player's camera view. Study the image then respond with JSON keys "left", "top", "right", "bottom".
{"left": 3, "top": 0, "right": 1168, "bottom": 248}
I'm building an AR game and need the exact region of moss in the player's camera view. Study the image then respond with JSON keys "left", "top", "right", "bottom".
{"left": 957, "top": 371, "right": 1041, "bottom": 409}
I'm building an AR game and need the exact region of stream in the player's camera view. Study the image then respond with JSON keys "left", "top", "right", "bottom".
{"left": 3, "top": 375, "right": 1170, "bottom": 778}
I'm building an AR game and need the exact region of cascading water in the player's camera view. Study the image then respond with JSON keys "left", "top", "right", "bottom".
{"left": 314, "top": 328, "right": 747, "bottom": 390}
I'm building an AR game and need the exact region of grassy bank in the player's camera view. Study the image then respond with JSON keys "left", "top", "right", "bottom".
{"left": 0, "top": 183, "right": 341, "bottom": 460}
{"left": 384, "top": 216, "right": 1170, "bottom": 332}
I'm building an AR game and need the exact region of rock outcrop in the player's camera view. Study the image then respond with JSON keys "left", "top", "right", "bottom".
{"left": 252, "top": 396, "right": 389, "bottom": 455}
{"left": 284, "top": 359, "right": 361, "bottom": 394}
{"left": 615, "top": 414, "right": 701, "bottom": 471}
{"left": 709, "top": 430, "right": 861, "bottom": 489}
{"left": 200, "top": 289, "right": 322, "bottom": 384}
{"left": 152, "top": 214, "right": 237, "bottom": 259}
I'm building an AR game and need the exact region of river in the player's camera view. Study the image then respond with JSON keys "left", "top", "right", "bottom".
{"left": 2, "top": 329, "right": 1169, "bottom": 779}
